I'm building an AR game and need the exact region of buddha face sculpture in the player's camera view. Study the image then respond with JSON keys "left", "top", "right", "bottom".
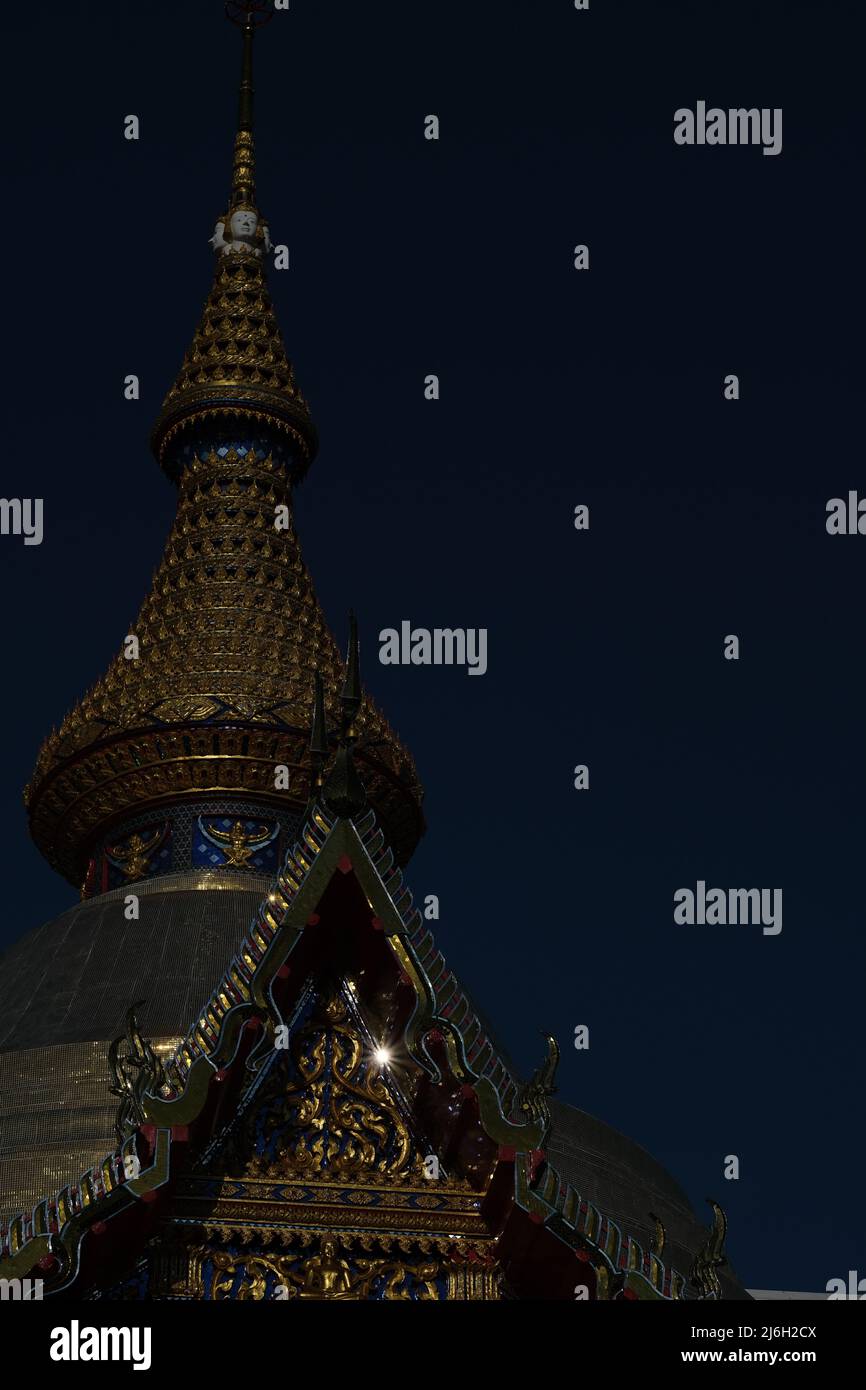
{"left": 230, "top": 206, "right": 258, "bottom": 242}
{"left": 209, "top": 205, "right": 270, "bottom": 257}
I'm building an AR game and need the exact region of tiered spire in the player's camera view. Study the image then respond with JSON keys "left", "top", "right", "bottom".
{"left": 25, "top": 8, "right": 423, "bottom": 884}
{"left": 232, "top": 8, "right": 259, "bottom": 207}
{"left": 151, "top": 3, "right": 316, "bottom": 476}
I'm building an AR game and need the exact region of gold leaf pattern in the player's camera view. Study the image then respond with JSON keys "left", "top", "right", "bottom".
{"left": 26, "top": 446, "right": 422, "bottom": 880}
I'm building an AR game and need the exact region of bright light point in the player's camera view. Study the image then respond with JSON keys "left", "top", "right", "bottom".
{"left": 373, "top": 1047, "right": 391, "bottom": 1066}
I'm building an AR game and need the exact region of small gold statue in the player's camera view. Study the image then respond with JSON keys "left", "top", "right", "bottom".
{"left": 199, "top": 818, "right": 275, "bottom": 868}
{"left": 105, "top": 826, "right": 167, "bottom": 880}
{"left": 299, "top": 1237, "right": 354, "bottom": 1300}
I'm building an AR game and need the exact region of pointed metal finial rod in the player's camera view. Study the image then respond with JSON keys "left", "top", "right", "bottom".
{"left": 309, "top": 671, "right": 329, "bottom": 792}
{"left": 224, "top": 2, "right": 273, "bottom": 211}
{"left": 226, "top": 0, "right": 275, "bottom": 30}
{"left": 341, "top": 611, "right": 362, "bottom": 738}
{"left": 238, "top": 14, "right": 255, "bottom": 132}
{"left": 321, "top": 614, "right": 368, "bottom": 820}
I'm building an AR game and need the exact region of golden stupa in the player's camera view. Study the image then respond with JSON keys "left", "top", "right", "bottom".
{"left": 25, "top": 17, "right": 423, "bottom": 888}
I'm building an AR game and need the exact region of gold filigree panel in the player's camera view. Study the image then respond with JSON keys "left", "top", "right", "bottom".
{"left": 150, "top": 1232, "right": 502, "bottom": 1301}
{"left": 27, "top": 445, "right": 422, "bottom": 881}
{"left": 217, "top": 989, "right": 425, "bottom": 1183}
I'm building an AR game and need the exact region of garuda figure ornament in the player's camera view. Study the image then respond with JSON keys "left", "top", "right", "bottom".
{"left": 198, "top": 817, "right": 277, "bottom": 868}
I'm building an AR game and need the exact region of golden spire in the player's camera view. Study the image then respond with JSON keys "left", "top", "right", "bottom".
{"left": 25, "top": 450, "right": 424, "bottom": 882}
{"left": 231, "top": 6, "right": 258, "bottom": 207}
{"left": 151, "top": 2, "right": 316, "bottom": 477}
{"left": 25, "top": 6, "right": 424, "bottom": 885}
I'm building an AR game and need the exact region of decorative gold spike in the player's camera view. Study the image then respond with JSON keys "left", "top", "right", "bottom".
{"left": 516, "top": 1033, "right": 560, "bottom": 1132}
{"left": 108, "top": 1004, "right": 165, "bottom": 1144}
{"left": 690, "top": 1199, "right": 728, "bottom": 1300}
{"left": 649, "top": 1211, "right": 666, "bottom": 1260}
{"left": 23, "top": 4, "right": 424, "bottom": 885}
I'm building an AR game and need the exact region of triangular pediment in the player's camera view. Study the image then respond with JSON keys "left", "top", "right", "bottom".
{"left": 0, "top": 805, "right": 695, "bottom": 1301}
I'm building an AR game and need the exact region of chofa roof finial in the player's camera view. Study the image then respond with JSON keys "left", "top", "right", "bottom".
{"left": 340, "top": 610, "right": 362, "bottom": 738}
{"left": 321, "top": 613, "right": 367, "bottom": 819}
{"left": 308, "top": 670, "right": 329, "bottom": 803}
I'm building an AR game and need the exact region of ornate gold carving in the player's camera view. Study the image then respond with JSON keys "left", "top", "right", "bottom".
{"left": 298, "top": 1237, "right": 354, "bottom": 1298}
{"left": 235, "top": 989, "right": 417, "bottom": 1182}
{"left": 149, "top": 1247, "right": 202, "bottom": 1300}
{"left": 105, "top": 825, "right": 166, "bottom": 880}
{"left": 174, "top": 1198, "right": 484, "bottom": 1237}
{"left": 152, "top": 253, "right": 315, "bottom": 463}
{"left": 108, "top": 1006, "right": 166, "bottom": 1143}
{"left": 649, "top": 1210, "right": 666, "bottom": 1260}
{"left": 690, "top": 1199, "right": 728, "bottom": 1300}
{"left": 516, "top": 1032, "right": 559, "bottom": 1130}
{"left": 26, "top": 447, "right": 423, "bottom": 883}
{"left": 230, "top": 129, "right": 256, "bottom": 208}
{"left": 210, "top": 1250, "right": 285, "bottom": 1300}
{"left": 446, "top": 1261, "right": 502, "bottom": 1301}
{"left": 207, "top": 1241, "right": 441, "bottom": 1301}
{"left": 147, "top": 1224, "right": 502, "bottom": 1301}
{"left": 172, "top": 1232, "right": 501, "bottom": 1301}
{"left": 200, "top": 818, "right": 273, "bottom": 867}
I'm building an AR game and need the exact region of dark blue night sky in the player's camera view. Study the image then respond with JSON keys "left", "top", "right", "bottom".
{"left": 1, "top": 0, "right": 863, "bottom": 1292}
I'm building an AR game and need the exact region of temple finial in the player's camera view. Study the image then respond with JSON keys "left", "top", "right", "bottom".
{"left": 225, "top": 2, "right": 273, "bottom": 212}
{"left": 309, "top": 671, "right": 329, "bottom": 800}
{"left": 341, "top": 611, "right": 362, "bottom": 738}
{"left": 236, "top": 10, "right": 256, "bottom": 135}
{"left": 28, "top": 1, "right": 423, "bottom": 889}
{"left": 151, "top": 0, "right": 319, "bottom": 470}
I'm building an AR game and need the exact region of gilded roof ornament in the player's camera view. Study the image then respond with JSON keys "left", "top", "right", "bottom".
{"left": 689, "top": 1199, "right": 728, "bottom": 1300}
{"left": 210, "top": 6, "right": 272, "bottom": 257}
{"left": 515, "top": 1033, "right": 559, "bottom": 1136}
{"left": 108, "top": 1004, "right": 166, "bottom": 1145}
{"left": 151, "top": 0, "right": 316, "bottom": 471}
{"left": 24, "top": 11, "right": 424, "bottom": 883}
{"left": 649, "top": 1210, "right": 666, "bottom": 1260}
{"left": 322, "top": 615, "right": 369, "bottom": 821}
{"left": 307, "top": 671, "right": 329, "bottom": 804}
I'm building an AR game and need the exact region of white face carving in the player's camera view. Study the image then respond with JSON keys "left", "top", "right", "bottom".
{"left": 230, "top": 208, "right": 258, "bottom": 240}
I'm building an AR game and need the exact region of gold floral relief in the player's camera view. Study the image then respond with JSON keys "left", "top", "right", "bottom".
{"left": 181, "top": 1235, "right": 502, "bottom": 1301}
{"left": 225, "top": 988, "right": 417, "bottom": 1182}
